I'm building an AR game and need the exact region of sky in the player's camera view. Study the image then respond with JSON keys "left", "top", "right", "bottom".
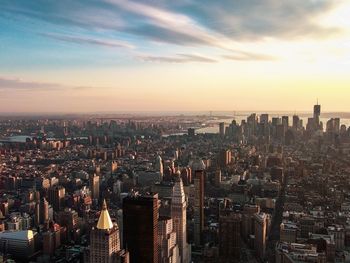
{"left": 0, "top": 0, "right": 350, "bottom": 113}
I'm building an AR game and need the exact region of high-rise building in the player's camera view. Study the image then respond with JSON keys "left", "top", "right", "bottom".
{"left": 48, "top": 185, "right": 65, "bottom": 212}
{"left": 247, "top": 113, "right": 257, "bottom": 137}
{"left": 271, "top": 117, "right": 281, "bottom": 127}
{"left": 242, "top": 204, "right": 260, "bottom": 240}
{"left": 314, "top": 103, "right": 321, "bottom": 127}
{"left": 188, "top": 128, "right": 195, "bottom": 137}
{"left": 155, "top": 155, "right": 164, "bottom": 179}
{"left": 157, "top": 216, "right": 180, "bottom": 263}
{"left": 192, "top": 160, "right": 205, "bottom": 247}
{"left": 260, "top": 114, "right": 269, "bottom": 124}
{"left": 218, "top": 149, "right": 231, "bottom": 167}
{"left": 43, "top": 223, "right": 61, "bottom": 256}
{"left": 254, "top": 213, "right": 268, "bottom": 260}
{"left": 281, "top": 116, "right": 289, "bottom": 128}
{"left": 292, "top": 115, "right": 300, "bottom": 130}
{"left": 0, "top": 230, "right": 37, "bottom": 260}
{"left": 58, "top": 208, "right": 78, "bottom": 232}
{"left": 219, "top": 122, "right": 225, "bottom": 138}
{"left": 90, "top": 173, "right": 100, "bottom": 203}
{"left": 123, "top": 193, "right": 159, "bottom": 263}
{"left": 90, "top": 200, "right": 129, "bottom": 263}
{"left": 219, "top": 212, "right": 242, "bottom": 262}
{"left": 35, "top": 197, "right": 49, "bottom": 226}
{"left": 171, "top": 174, "right": 190, "bottom": 263}
{"left": 334, "top": 118, "right": 340, "bottom": 133}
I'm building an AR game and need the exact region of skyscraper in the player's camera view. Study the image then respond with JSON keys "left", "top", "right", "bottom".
{"left": 219, "top": 122, "right": 225, "bottom": 138}
{"left": 157, "top": 216, "right": 180, "bottom": 263}
{"left": 219, "top": 212, "right": 242, "bottom": 262}
{"left": 242, "top": 204, "right": 260, "bottom": 240}
{"left": 218, "top": 149, "right": 231, "bottom": 167}
{"left": 48, "top": 185, "right": 65, "bottom": 212}
{"left": 90, "top": 173, "right": 100, "bottom": 203}
{"left": 35, "top": 197, "right": 49, "bottom": 226}
{"left": 171, "top": 174, "right": 190, "bottom": 263}
{"left": 90, "top": 200, "right": 128, "bottom": 263}
{"left": 314, "top": 103, "right": 321, "bottom": 128}
{"left": 155, "top": 155, "right": 164, "bottom": 179}
{"left": 188, "top": 128, "right": 195, "bottom": 137}
{"left": 192, "top": 159, "right": 205, "bottom": 247}
{"left": 254, "top": 213, "right": 268, "bottom": 260}
{"left": 292, "top": 115, "right": 300, "bottom": 130}
{"left": 123, "top": 193, "right": 159, "bottom": 263}
{"left": 281, "top": 116, "right": 289, "bottom": 128}
{"left": 260, "top": 114, "right": 269, "bottom": 124}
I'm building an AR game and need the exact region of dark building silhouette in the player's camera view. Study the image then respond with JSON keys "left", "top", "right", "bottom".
{"left": 219, "top": 212, "right": 242, "bottom": 262}
{"left": 123, "top": 193, "right": 159, "bottom": 263}
{"left": 192, "top": 159, "right": 205, "bottom": 246}
{"left": 48, "top": 185, "right": 65, "bottom": 212}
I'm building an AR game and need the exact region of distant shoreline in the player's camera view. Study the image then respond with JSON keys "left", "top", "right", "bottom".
{"left": 1, "top": 111, "right": 350, "bottom": 119}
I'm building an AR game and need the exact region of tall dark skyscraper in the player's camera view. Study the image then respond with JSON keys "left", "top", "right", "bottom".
{"left": 48, "top": 185, "right": 65, "bottom": 212}
{"left": 219, "top": 212, "right": 242, "bottom": 262}
{"left": 192, "top": 159, "right": 205, "bottom": 247}
{"left": 292, "top": 115, "right": 300, "bottom": 130}
{"left": 219, "top": 122, "right": 225, "bottom": 138}
{"left": 123, "top": 193, "right": 159, "bottom": 263}
{"left": 314, "top": 102, "right": 321, "bottom": 127}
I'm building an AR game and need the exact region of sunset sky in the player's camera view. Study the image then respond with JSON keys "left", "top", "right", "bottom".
{"left": 1, "top": 0, "right": 350, "bottom": 113}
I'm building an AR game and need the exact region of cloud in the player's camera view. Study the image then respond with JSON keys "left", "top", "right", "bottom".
{"left": 138, "top": 54, "right": 217, "bottom": 63}
{"left": 0, "top": 77, "right": 92, "bottom": 91}
{"left": 104, "top": 0, "right": 228, "bottom": 47}
{"left": 0, "top": 1, "right": 125, "bottom": 31}
{"left": 103, "top": 0, "right": 342, "bottom": 44}
{"left": 223, "top": 51, "right": 276, "bottom": 61}
{"left": 168, "top": 0, "right": 341, "bottom": 40}
{"left": 0, "top": 0, "right": 344, "bottom": 61}
{"left": 40, "top": 33, "right": 134, "bottom": 49}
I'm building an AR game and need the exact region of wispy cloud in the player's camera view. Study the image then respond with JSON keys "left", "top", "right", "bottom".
{"left": 0, "top": 0, "right": 344, "bottom": 65}
{"left": 104, "top": 0, "right": 228, "bottom": 47}
{"left": 0, "top": 77, "right": 93, "bottom": 91}
{"left": 223, "top": 51, "right": 276, "bottom": 61}
{"left": 138, "top": 54, "right": 217, "bottom": 63}
{"left": 41, "top": 33, "right": 134, "bottom": 49}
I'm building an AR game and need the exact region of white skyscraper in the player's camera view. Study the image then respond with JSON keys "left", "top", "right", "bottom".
{"left": 171, "top": 172, "right": 190, "bottom": 263}
{"left": 155, "top": 155, "right": 164, "bottom": 179}
{"left": 158, "top": 216, "right": 180, "bottom": 263}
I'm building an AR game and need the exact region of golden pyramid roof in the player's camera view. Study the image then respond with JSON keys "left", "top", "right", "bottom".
{"left": 97, "top": 199, "right": 114, "bottom": 230}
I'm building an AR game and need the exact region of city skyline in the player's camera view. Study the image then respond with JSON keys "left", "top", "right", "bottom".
{"left": 1, "top": 101, "right": 350, "bottom": 262}
{"left": 1, "top": 0, "right": 350, "bottom": 113}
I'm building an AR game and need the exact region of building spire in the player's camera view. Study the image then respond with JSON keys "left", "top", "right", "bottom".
{"left": 102, "top": 199, "right": 107, "bottom": 210}
{"left": 97, "top": 199, "right": 114, "bottom": 230}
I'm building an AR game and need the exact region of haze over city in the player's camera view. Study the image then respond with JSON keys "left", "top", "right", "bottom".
{"left": 1, "top": 0, "right": 350, "bottom": 113}
{"left": 3, "top": 1, "right": 350, "bottom": 263}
